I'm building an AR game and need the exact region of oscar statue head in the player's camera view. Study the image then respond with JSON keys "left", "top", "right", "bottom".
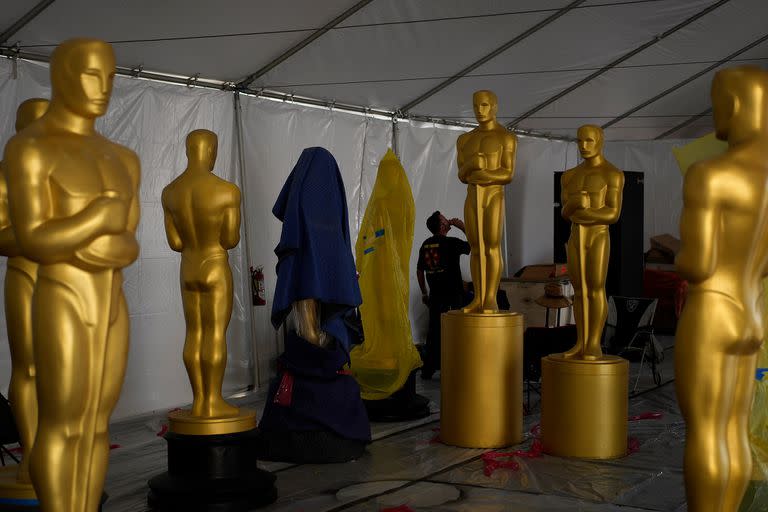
{"left": 577, "top": 124, "right": 605, "bottom": 160}
{"left": 473, "top": 90, "right": 498, "bottom": 125}
{"left": 186, "top": 129, "right": 218, "bottom": 172}
{"left": 712, "top": 65, "right": 768, "bottom": 143}
{"left": 50, "top": 38, "right": 116, "bottom": 119}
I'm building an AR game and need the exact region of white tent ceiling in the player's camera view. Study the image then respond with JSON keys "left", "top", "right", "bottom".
{"left": 1, "top": 0, "right": 767, "bottom": 140}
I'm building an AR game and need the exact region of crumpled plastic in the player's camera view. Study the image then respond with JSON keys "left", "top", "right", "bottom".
{"left": 351, "top": 149, "right": 422, "bottom": 400}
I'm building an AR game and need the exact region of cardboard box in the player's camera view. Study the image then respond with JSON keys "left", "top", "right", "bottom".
{"left": 515, "top": 264, "right": 569, "bottom": 281}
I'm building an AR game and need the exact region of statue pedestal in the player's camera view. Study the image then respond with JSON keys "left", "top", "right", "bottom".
{"left": 541, "top": 354, "right": 628, "bottom": 459}
{"left": 363, "top": 370, "right": 431, "bottom": 422}
{"left": 440, "top": 310, "right": 524, "bottom": 448}
{"left": 0, "top": 467, "right": 106, "bottom": 511}
{"left": 148, "top": 410, "right": 276, "bottom": 511}
{"left": 0, "top": 467, "right": 37, "bottom": 511}
{"left": 168, "top": 408, "right": 257, "bottom": 436}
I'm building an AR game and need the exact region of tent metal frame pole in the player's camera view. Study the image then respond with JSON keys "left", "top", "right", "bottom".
{"left": 391, "top": 116, "right": 400, "bottom": 158}
{"left": 507, "top": 0, "right": 733, "bottom": 129}
{"left": 399, "top": 0, "right": 586, "bottom": 114}
{"left": 237, "top": 0, "right": 374, "bottom": 90}
{"left": 0, "top": 0, "right": 56, "bottom": 45}
{"left": 0, "top": 49, "right": 574, "bottom": 142}
{"left": 654, "top": 107, "right": 712, "bottom": 140}
{"left": 603, "top": 32, "right": 768, "bottom": 130}
{"left": 232, "top": 91, "right": 261, "bottom": 389}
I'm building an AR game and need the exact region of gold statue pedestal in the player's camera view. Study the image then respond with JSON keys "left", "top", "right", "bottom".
{"left": 168, "top": 408, "right": 257, "bottom": 436}
{"left": 0, "top": 467, "right": 36, "bottom": 509}
{"left": 440, "top": 310, "right": 524, "bottom": 448}
{"left": 148, "top": 408, "right": 276, "bottom": 510}
{"left": 541, "top": 354, "right": 628, "bottom": 459}
{"left": 0, "top": 467, "right": 107, "bottom": 511}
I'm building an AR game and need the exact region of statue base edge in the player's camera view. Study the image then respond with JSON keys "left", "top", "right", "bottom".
{"left": 147, "top": 428, "right": 277, "bottom": 511}
{"left": 541, "top": 354, "right": 629, "bottom": 459}
{"left": 168, "top": 407, "right": 257, "bottom": 436}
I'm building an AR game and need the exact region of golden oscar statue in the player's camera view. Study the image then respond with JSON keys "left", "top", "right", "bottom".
{"left": 0, "top": 98, "right": 48, "bottom": 506}
{"left": 4, "top": 39, "right": 140, "bottom": 512}
{"left": 161, "top": 129, "right": 255, "bottom": 436}
{"left": 440, "top": 90, "right": 524, "bottom": 448}
{"left": 540, "top": 125, "right": 629, "bottom": 459}
{"left": 675, "top": 66, "right": 768, "bottom": 512}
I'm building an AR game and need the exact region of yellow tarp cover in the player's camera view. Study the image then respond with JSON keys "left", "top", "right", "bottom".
{"left": 673, "top": 135, "right": 768, "bottom": 505}
{"left": 350, "top": 149, "right": 422, "bottom": 400}
{"left": 672, "top": 132, "right": 728, "bottom": 176}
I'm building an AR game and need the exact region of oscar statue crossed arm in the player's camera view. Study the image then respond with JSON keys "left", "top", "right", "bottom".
{"left": 4, "top": 39, "right": 140, "bottom": 512}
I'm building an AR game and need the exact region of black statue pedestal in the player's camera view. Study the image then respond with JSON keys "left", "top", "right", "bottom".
{"left": 363, "top": 370, "right": 431, "bottom": 422}
{"left": 147, "top": 429, "right": 277, "bottom": 512}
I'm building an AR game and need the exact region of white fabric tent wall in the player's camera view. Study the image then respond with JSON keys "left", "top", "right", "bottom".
{"left": 395, "top": 121, "right": 470, "bottom": 343}
{"left": 0, "top": 59, "right": 251, "bottom": 420}
{"left": 395, "top": 122, "right": 578, "bottom": 342}
{"left": 604, "top": 139, "right": 688, "bottom": 250}
{"left": 0, "top": 57, "right": 689, "bottom": 419}
{"left": 505, "top": 136, "right": 577, "bottom": 272}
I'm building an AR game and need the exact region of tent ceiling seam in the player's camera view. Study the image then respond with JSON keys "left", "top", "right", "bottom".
{"left": 0, "top": 0, "right": 56, "bottom": 45}
{"left": 258, "top": 55, "right": 768, "bottom": 89}
{"left": 602, "top": 32, "right": 768, "bottom": 130}
{"left": 12, "top": 0, "right": 666, "bottom": 49}
{"left": 399, "top": 0, "right": 587, "bottom": 114}
{"left": 237, "top": 0, "right": 374, "bottom": 90}
{"left": 654, "top": 108, "right": 712, "bottom": 140}
{"left": 506, "top": 0, "right": 733, "bottom": 129}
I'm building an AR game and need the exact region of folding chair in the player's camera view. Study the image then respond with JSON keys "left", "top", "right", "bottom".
{"left": 603, "top": 296, "right": 662, "bottom": 392}
{"left": 0, "top": 393, "right": 20, "bottom": 466}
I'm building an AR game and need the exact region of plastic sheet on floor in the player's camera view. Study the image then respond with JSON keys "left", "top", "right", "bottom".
{"left": 103, "top": 373, "right": 701, "bottom": 512}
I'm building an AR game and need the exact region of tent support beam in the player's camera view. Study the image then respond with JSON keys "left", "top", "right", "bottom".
{"left": 0, "top": 0, "right": 56, "bottom": 45}
{"left": 654, "top": 108, "right": 711, "bottom": 140}
{"left": 507, "top": 0, "right": 733, "bottom": 129}
{"left": 0, "top": 48, "right": 574, "bottom": 142}
{"left": 236, "top": 0, "right": 374, "bottom": 90}
{"left": 602, "top": 32, "right": 768, "bottom": 130}
{"left": 399, "top": 0, "right": 586, "bottom": 114}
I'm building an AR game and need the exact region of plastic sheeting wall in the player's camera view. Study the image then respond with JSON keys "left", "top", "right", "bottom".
{"left": 0, "top": 59, "right": 251, "bottom": 419}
